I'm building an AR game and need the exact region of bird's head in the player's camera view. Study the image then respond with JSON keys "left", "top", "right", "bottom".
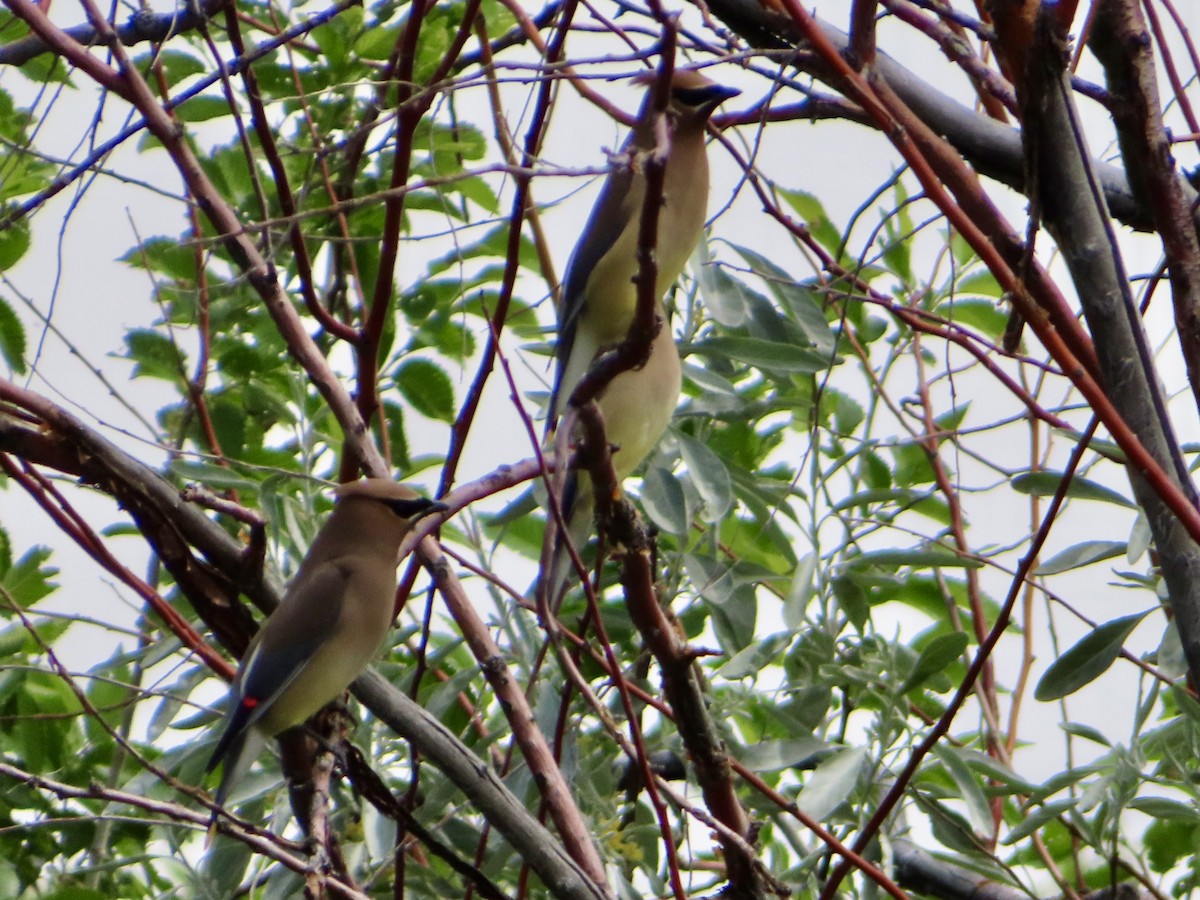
{"left": 635, "top": 68, "right": 740, "bottom": 127}
{"left": 333, "top": 479, "right": 447, "bottom": 523}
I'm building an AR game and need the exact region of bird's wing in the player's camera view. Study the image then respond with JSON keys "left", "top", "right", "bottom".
{"left": 550, "top": 159, "right": 642, "bottom": 423}
{"left": 206, "top": 562, "right": 347, "bottom": 771}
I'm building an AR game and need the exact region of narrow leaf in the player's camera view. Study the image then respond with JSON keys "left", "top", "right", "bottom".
{"left": 1011, "top": 471, "right": 1134, "bottom": 508}
{"left": 0, "top": 297, "right": 27, "bottom": 374}
{"left": 901, "top": 632, "right": 969, "bottom": 693}
{"left": 848, "top": 547, "right": 983, "bottom": 569}
{"left": 716, "top": 632, "right": 791, "bottom": 680}
{"left": 932, "top": 744, "right": 995, "bottom": 841}
{"left": 797, "top": 747, "right": 867, "bottom": 821}
{"left": 739, "top": 735, "right": 829, "bottom": 773}
{"left": 1034, "top": 611, "right": 1150, "bottom": 701}
{"left": 695, "top": 336, "right": 834, "bottom": 373}
{"left": 678, "top": 435, "right": 733, "bottom": 522}
{"left": 1002, "top": 798, "right": 1076, "bottom": 844}
{"left": 1033, "top": 541, "right": 1125, "bottom": 576}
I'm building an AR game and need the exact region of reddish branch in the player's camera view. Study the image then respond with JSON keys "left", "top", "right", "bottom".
{"left": 438, "top": 0, "right": 580, "bottom": 498}
{"left": 773, "top": 0, "right": 1200, "bottom": 561}
{"left": 222, "top": 8, "right": 358, "bottom": 343}
{"left": 820, "top": 388, "right": 1103, "bottom": 899}
{"left": 350, "top": 0, "right": 481, "bottom": 455}
{"left": 0, "top": 383, "right": 613, "bottom": 898}
{"left": 0, "top": 452, "right": 233, "bottom": 679}
{"left": 1089, "top": 0, "right": 1200, "bottom": 415}
{"left": 556, "top": 24, "right": 771, "bottom": 896}
{"left": 1, "top": 0, "right": 609, "bottom": 887}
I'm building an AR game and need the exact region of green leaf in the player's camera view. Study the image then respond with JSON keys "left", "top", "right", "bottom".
{"left": 1143, "top": 817, "right": 1195, "bottom": 874}
{"left": 901, "top": 632, "right": 968, "bottom": 693}
{"left": 168, "top": 460, "right": 260, "bottom": 492}
{"left": 43, "top": 885, "right": 108, "bottom": 899}
{"left": 956, "top": 270, "right": 1004, "bottom": 298}
{"left": 0, "top": 623, "right": 32, "bottom": 657}
{"left": 395, "top": 358, "right": 455, "bottom": 422}
{"left": 956, "top": 750, "right": 1040, "bottom": 794}
{"left": 118, "top": 236, "right": 198, "bottom": 283}
{"left": 729, "top": 244, "right": 837, "bottom": 353}
{"left": 1002, "top": 798, "right": 1076, "bottom": 844}
{"left": 383, "top": 399, "right": 412, "bottom": 471}
{"left": 848, "top": 547, "right": 983, "bottom": 570}
{"left": 1011, "top": 471, "right": 1134, "bottom": 508}
{"left": 452, "top": 174, "right": 500, "bottom": 214}
{"left": 121, "top": 329, "right": 185, "bottom": 381}
{"left": 173, "top": 95, "right": 236, "bottom": 123}
{"left": 694, "top": 246, "right": 751, "bottom": 327}
{"left": 694, "top": 336, "right": 834, "bottom": 373}
{"left": 891, "top": 442, "right": 935, "bottom": 486}
{"left": 677, "top": 435, "right": 733, "bottom": 522}
{"left": 797, "top": 747, "right": 866, "bottom": 820}
{"left": 718, "top": 513, "right": 795, "bottom": 575}
{"left": 682, "top": 555, "right": 757, "bottom": 650}
{"left": 831, "top": 575, "right": 869, "bottom": 629}
{"left": 833, "top": 488, "right": 932, "bottom": 513}
{"left": 354, "top": 22, "right": 402, "bottom": 60}
{"left": 779, "top": 187, "right": 843, "bottom": 259}
{"left": 1059, "top": 722, "right": 1111, "bottom": 747}
{"left": 1126, "top": 797, "right": 1198, "bottom": 820}
{"left": 784, "top": 553, "right": 817, "bottom": 630}
{"left": 133, "top": 49, "right": 207, "bottom": 87}
{"left": 880, "top": 222, "right": 912, "bottom": 284}
{"left": 0, "top": 296, "right": 27, "bottom": 374}
{"left": 932, "top": 744, "right": 995, "bottom": 840}
{"left": 682, "top": 360, "right": 740, "bottom": 399}
{"left": 937, "top": 297, "right": 1008, "bottom": 339}
{"left": 310, "top": 7, "right": 361, "bottom": 75}
{"left": 414, "top": 9, "right": 452, "bottom": 82}
{"left": 924, "top": 796, "right": 985, "bottom": 854}
{"left": 640, "top": 467, "right": 688, "bottom": 536}
{"left": 0, "top": 217, "right": 30, "bottom": 270}
{"left": 1127, "top": 512, "right": 1151, "bottom": 564}
{"left": 738, "top": 735, "right": 829, "bottom": 773}
{"left": 1, "top": 547, "right": 58, "bottom": 607}
{"left": 1033, "top": 540, "right": 1125, "bottom": 575}
{"left": 1156, "top": 620, "right": 1188, "bottom": 680}
{"left": 716, "top": 632, "right": 791, "bottom": 680}
{"left": 15, "top": 670, "right": 81, "bottom": 772}
{"left": 826, "top": 388, "right": 863, "bottom": 435}
{"left": 1034, "top": 611, "right": 1151, "bottom": 701}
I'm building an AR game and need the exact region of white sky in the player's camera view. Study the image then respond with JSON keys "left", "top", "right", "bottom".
{"left": 3, "top": 2, "right": 1200, "bottom": 880}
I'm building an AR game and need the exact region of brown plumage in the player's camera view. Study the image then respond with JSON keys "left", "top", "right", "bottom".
{"left": 206, "top": 479, "right": 445, "bottom": 839}
{"left": 544, "top": 70, "right": 738, "bottom": 606}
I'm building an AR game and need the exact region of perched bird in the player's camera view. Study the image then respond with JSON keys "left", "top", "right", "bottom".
{"left": 206, "top": 479, "right": 445, "bottom": 835}
{"left": 543, "top": 69, "right": 738, "bottom": 605}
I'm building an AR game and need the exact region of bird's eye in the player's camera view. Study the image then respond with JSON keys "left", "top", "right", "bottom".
{"left": 384, "top": 498, "right": 446, "bottom": 520}
{"left": 676, "top": 87, "right": 720, "bottom": 108}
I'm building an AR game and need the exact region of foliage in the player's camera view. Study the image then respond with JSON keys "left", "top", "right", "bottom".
{"left": 0, "top": 0, "right": 1197, "bottom": 898}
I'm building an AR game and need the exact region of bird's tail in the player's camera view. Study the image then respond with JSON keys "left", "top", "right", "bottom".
{"left": 205, "top": 726, "right": 265, "bottom": 847}
{"left": 538, "top": 472, "right": 595, "bottom": 613}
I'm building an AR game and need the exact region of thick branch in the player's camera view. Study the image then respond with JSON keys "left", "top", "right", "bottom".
{"left": 1016, "top": 11, "right": 1200, "bottom": 684}
{"left": 704, "top": 0, "right": 1185, "bottom": 233}
{"left": 574, "top": 401, "right": 771, "bottom": 900}
{"left": 0, "top": 0, "right": 230, "bottom": 66}
{"left": 1089, "top": 0, "right": 1200, "bottom": 414}
{"left": 0, "top": 396, "right": 606, "bottom": 900}
{"left": 0, "top": 0, "right": 611, "bottom": 883}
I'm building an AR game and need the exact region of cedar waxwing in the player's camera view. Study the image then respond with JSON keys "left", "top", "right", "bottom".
{"left": 206, "top": 479, "right": 445, "bottom": 833}
{"left": 544, "top": 70, "right": 738, "bottom": 605}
